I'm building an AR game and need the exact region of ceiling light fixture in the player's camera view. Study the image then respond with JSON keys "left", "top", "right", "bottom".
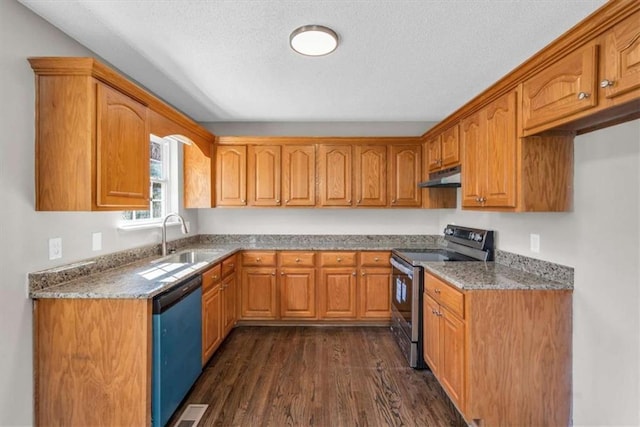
{"left": 290, "top": 25, "right": 338, "bottom": 57}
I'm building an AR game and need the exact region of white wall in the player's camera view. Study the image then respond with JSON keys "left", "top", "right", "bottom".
{"left": 0, "top": 2, "right": 198, "bottom": 424}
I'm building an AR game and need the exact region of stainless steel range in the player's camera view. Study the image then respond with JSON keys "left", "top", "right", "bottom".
{"left": 390, "top": 224, "right": 494, "bottom": 368}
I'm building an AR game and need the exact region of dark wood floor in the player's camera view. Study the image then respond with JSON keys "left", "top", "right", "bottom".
{"left": 171, "top": 326, "right": 465, "bottom": 427}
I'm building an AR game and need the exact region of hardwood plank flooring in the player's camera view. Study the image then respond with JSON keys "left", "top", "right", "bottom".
{"left": 170, "top": 326, "right": 465, "bottom": 427}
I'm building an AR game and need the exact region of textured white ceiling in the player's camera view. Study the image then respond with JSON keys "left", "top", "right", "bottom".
{"left": 19, "top": 0, "right": 607, "bottom": 122}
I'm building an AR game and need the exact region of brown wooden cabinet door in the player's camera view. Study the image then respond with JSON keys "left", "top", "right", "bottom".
{"left": 319, "top": 268, "right": 357, "bottom": 318}
{"left": 280, "top": 268, "right": 316, "bottom": 319}
{"left": 358, "top": 268, "right": 391, "bottom": 319}
{"left": 222, "top": 273, "right": 236, "bottom": 336}
{"left": 440, "top": 307, "right": 465, "bottom": 411}
{"left": 354, "top": 145, "right": 387, "bottom": 207}
{"left": 602, "top": 11, "right": 640, "bottom": 101}
{"left": 318, "top": 145, "right": 352, "bottom": 206}
{"left": 241, "top": 267, "right": 277, "bottom": 319}
{"left": 461, "top": 113, "right": 484, "bottom": 208}
{"left": 282, "top": 145, "right": 316, "bottom": 206}
{"left": 423, "top": 294, "right": 441, "bottom": 375}
{"left": 440, "top": 125, "right": 460, "bottom": 168}
{"left": 522, "top": 42, "right": 598, "bottom": 132}
{"left": 216, "top": 145, "right": 247, "bottom": 206}
{"left": 248, "top": 145, "right": 281, "bottom": 206}
{"left": 202, "top": 286, "right": 222, "bottom": 365}
{"left": 389, "top": 144, "right": 422, "bottom": 207}
{"left": 426, "top": 136, "right": 442, "bottom": 172}
{"left": 96, "top": 83, "right": 149, "bottom": 208}
{"left": 484, "top": 91, "right": 517, "bottom": 208}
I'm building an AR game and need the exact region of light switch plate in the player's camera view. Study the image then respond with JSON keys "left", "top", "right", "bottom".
{"left": 49, "top": 237, "right": 62, "bottom": 260}
{"left": 92, "top": 232, "right": 102, "bottom": 251}
{"left": 530, "top": 234, "right": 540, "bottom": 253}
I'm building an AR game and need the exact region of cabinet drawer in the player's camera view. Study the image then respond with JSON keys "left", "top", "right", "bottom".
{"left": 319, "top": 252, "right": 357, "bottom": 267}
{"left": 202, "top": 264, "right": 222, "bottom": 293}
{"left": 279, "top": 251, "right": 315, "bottom": 267}
{"left": 359, "top": 251, "right": 390, "bottom": 267}
{"left": 425, "top": 273, "right": 464, "bottom": 319}
{"left": 242, "top": 251, "right": 277, "bottom": 266}
{"left": 222, "top": 255, "right": 237, "bottom": 277}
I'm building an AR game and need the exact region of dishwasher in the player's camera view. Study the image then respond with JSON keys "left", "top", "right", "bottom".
{"left": 152, "top": 275, "right": 202, "bottom": 427}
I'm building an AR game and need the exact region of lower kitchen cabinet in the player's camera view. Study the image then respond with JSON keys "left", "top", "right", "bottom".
{"left": 357, "top": 267, "right": 391, "bottom": 319}
{"left": 241, "top": 267, "right": 278, "bottom": 319}
{"left": 423, "top": 272, "right": 572, "bottom": 426}
{"left": 34, "top": 298, "right": 152, "bottom": 426}
{"left": 319, "top": 267, "right": 358, "bottom": 319}
{"left": 280, "top": 268, "right": 316, "bottom": 319}
{"left": 202, "top": 282, "right": 222, "bottom": 364}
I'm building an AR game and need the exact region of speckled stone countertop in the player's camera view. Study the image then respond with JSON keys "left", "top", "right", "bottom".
{"left": 420, "top": 262, "right": 572, "bottom": 291}
{"left": 30, "top": 247, "right": 241, "bottom": 299}
{"left": 29, "top": 234, "right": 438, "bottom": 299}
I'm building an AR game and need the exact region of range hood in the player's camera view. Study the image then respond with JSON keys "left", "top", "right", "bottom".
{"left": 418, "top": 165, "right": 461, "bottom": 188}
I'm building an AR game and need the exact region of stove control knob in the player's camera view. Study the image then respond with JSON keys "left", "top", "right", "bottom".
{"left": 473, "top": 233, "right": 483, "bottom": 242}
{"left": 444, "top": 227, "right": 454, "bottom": 236}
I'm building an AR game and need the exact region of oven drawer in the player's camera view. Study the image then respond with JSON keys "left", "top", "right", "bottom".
{"left": 425, "top": 273, "right": 464, "bottom": 319}
{"left": 360, "top": 251, "right": 390, "bottom": 267}
{"left": 319, "top": 252, "right": 357, "bottom": 267}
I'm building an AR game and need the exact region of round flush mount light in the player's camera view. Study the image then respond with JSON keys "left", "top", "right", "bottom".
{"left": 290, "top": 25, "right": 338, "bottom": 56}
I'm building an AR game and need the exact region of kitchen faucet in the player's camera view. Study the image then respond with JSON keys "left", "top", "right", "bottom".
{"left": 162, "top": 213, "right": 189, "bottom": 256}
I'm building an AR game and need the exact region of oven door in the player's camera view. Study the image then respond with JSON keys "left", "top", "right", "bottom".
{"left": 390, "top": 257, "right": 415, "bottom": 341}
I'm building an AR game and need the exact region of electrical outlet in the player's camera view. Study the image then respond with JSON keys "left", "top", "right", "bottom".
{"left": 92, "top": 232, "right": 102, "bottom": 251}
{"left": 49, "top": 237, "right": 62, "bottom": 260}
{"left": 530, "top": 234, "right": 540, "bottom": 253}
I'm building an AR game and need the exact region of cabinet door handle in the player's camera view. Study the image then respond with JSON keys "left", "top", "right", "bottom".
{"left": 361, "top": 271, "right": 366, "bottom": 276}
{"left": 280, "top": 271, "right": 285, "bottom": 276}
{"left": 600, "top": 79, "right": 614, "bottom": 88}
{"left": 352, "top": 272, "right": 357, "bottom": 276}
{"left": 241, "top": 199, "right": 246, "bottom": 204}
{"left": 285, "top": 199, "right": 289, "bottom": 204}
{"left": 391, "top": 199, "right": 396, "bottom": 204}
{"left": 271, "top": 271, "right": 276, "bottom": 276}
{"left": 348, "top": 199, "right": 352, "bottom": 204}
{"left": 434, "top": 288, "right": 441, "bottom": 294}
{"left": 577, "top": 92, "right": 590, "bottom": 100}
{"left": 276, "top": 199, "right": 281, "bottom": 204}
{"left": 213, "top": 275, "right": 219, "bottom": 280}
{"left": 357, "top": 199, "right": 362, "bottom": 204}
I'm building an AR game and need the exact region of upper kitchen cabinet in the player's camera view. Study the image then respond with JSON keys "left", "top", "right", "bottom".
{"left": 426, "top": 125, "right": 460, "bottom": 172}
{"left": 215, "top": 145, "right": 247, "bottom": 206}
{"left": 29, "top": 57, "right": 215, "bottom": 211}
{"left": 462, "top": 90, "right": 573, "bottom": 212}
{"left": 600, "top": 10, "right": 640, "bottom": 104}
{"left": 282, "top": 145, "right": 316, "bottom": 206}
{"left": 521, "top": 42, "right": 599, "bottom": 134}
{"left": 354, "top": 145, "right": 387, "bottom": 207}
{"left": 247, "top": 145, "right": 281, "bottom": 206}
{"left": 318, "top": 144, "right": 353, "bottom": 207}
{"left": 389, "top": 144, "right": 422, "bottom": 207}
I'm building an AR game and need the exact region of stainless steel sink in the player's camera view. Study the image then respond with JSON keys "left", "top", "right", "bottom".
{"left": 152, "top": 250, "right": 224, "bottom": 264}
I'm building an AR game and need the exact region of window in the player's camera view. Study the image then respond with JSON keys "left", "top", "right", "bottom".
{"left": 121, "top": 135, "right": 175, "bottom": 224}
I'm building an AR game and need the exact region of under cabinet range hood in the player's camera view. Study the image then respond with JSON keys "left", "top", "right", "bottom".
{"left": 418, "top": 165, "right": 461, "bottom": 188}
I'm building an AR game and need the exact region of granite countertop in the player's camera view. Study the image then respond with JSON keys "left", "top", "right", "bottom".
{"left": 30, "top": 247, "right": 241, "bottom": 299}
{"left": 420, "top": 261, "right": 572, "bottom": 291}
{"left": 29, "top": 234, "right": 573, "bottom": 300}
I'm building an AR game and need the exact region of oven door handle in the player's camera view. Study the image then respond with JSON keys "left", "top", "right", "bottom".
{"left": 390, "top": 258, "right": 414, "bottom": 279}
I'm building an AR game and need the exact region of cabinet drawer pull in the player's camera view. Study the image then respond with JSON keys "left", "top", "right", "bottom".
{"left": 256, "top": 257, "right": 261, "bottom": 262}
{"left": 337, "top": 258, "right": 342, "bottom": 262}
{"left": 577, "top": 91, "right": 590, "bottom": 100}
{"left": 600, "top": 79, "right": 614, "bottom": 88}
{"left": 295, "top": 258, "right": 301, "bottom": 263}
{"left": 374, "top": 257, "right": 379, "bottom": 262}
{"left": 434, "top": 288, "right": 441, "bottom": 294}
